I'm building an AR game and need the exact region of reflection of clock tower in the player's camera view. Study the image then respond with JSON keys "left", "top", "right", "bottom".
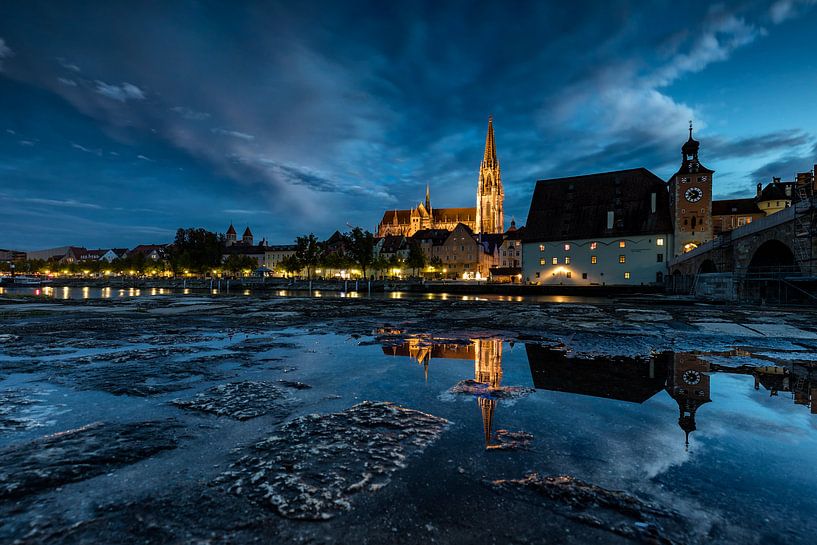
{"left": 665, "top": 353, "right": 712, "bottom": 449}
{"left": 669, "top": 123, "right": 714, "bottom": 256}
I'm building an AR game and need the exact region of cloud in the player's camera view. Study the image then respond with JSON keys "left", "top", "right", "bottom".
{"left": 58, "top": 77, "right": 77, "bottom": 87}
{"left": 212, "top": 128, "right": 255, "bottom": 140}
{"left": 71, "top": 143, "right": 103, "bottom": 156}
{"left": 0, "top": 37, "right": 12, "bottom": 70}
{"left": 0, "top": 193, "right": 102, "bottom": 209}
{"left": 769, "top": 0, "right": 817, "bottom": 23}
{"left": 94, "top": 81, "right": 146, "bottom": 102}
{"left": 56, "top": 57, "right": 81, "bottom": 72}
{"left": 19, "top": 140, "right": 35, "bottom": 146}
{"left": 749, "top": 142, "right": 817, "bottom": 181}
{"left": 136, "top": 154, "right": 154, "bottom": 161}
{"left": 706, "top": 131, "right": 813, "bottom": 160}
{"left": 170, "top": 106, "right": 210, "bottom": 120}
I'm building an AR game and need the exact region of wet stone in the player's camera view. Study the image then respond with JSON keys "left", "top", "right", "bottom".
{"left": 448, "top": 379, "right": 535, "bottom": 400}
{"left": 0, "top": 420, "right": 180, "bottom": 501}
{"left": 0, "top": 389, "right": 46, "bottom": 432}
{"left": 171, "top": 380, "right": 289, "bottom": 420}
{"left": 492, "top": 473, "right": 687, "bottom": 543}
{"left": 277, "top": 379, "right": 312, "bottom": 390}
{"left": 488, "top": 429, "right": 534, "bottom": 450}
{"left": 219, "top": 401, "right": 448, "bottom": 520}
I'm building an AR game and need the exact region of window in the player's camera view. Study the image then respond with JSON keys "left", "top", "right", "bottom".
{"left": 619, "top": 255, "right": 626, "bottom": 263}
{"left": 591, "top": 256, "right": 597, "bottom": 264}
{"left": 566, "top": 272, "right": 572, "bottom": 278}
{"left": 657, "top": 253, "right": 663, "bottom": 262}
{"left": 564, "top": 243, "right": 571, "bottom": 251}
{"left": 539, "top": 258, "right": 545, "bottom": 266}
{"left": 590, "top": 242, "right": 598, "bottom": 250}
{"left": 565, "top": 257, "right": 571, "bottom": 265}
{"left": 535, "top": 272, "right": 540, "bottom": 278}
{"left": 539, "top": 244, "right": 545, "bottom": 252}
{"left": 656, "top": 238, "right": 664, "bottom": 246}
{"left": 582, "top": 273, "right": 588, "bottom": 279}
{"left": 619, "top": 240, "right": 626, "bottom": 248}
{"left": 552, "top": 257, "right": 558, "bottom": 265}
{"left": 624, "top": 272, "right": 631, "bottom": 279}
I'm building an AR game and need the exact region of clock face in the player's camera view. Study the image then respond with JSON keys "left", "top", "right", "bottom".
{"left": 682, "top": 370, "right": 702, "bottom": 385}
{"left": 685, "top": 187, "right": 703, "bottom": 203}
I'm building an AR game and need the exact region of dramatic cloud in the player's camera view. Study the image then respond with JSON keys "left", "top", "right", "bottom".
{"left": 0, "top": 37, "right": 12, "bottom": 70}
{"left": 94, "top": 81, "right": 146, "bottom": 102}
{"left": 0, "top": 1, "right": 815, "bottom": 249}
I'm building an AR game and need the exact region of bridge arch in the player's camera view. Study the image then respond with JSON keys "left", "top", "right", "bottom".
{"left": 747, "top": 239, "right": 799, "bottom": 273}
{"left": 698, "top": 259, "right": 718, "bottom": 274}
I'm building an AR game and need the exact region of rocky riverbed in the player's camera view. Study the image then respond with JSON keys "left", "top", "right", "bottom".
{"left": 1, "top": 294, "right": 816, "bottom": 544}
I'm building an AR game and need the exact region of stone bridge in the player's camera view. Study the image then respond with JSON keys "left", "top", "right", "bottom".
{"left": 668, "top": 196, "right": 817, "bottom": 302}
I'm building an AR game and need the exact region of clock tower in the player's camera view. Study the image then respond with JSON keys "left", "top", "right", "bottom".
{"left": 669, "top": 123, "right": 714, "bottom": 256}
{"left": 665, "top": 353, "right": 712, "bottom": 449}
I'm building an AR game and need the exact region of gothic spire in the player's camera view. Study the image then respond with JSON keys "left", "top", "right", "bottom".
{"left": 483, "top": 115, "right": 497, "bottom": 168}
{"left": 425, "top": 183, "right": 431, "bottom": 211}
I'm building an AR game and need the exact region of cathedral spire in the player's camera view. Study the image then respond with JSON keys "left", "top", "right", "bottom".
{"left": 425, "top": 183, "right": 431, "bottom": 211}
{"left": 483, "top": 115, "right": 497, "bottom": 168}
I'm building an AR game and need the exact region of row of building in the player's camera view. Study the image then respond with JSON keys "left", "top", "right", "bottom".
{"left": 1, "top": 245, "right": 165, "bottom": 265}
{"left": 374, "top": 118, "right": 816, "bottom": 285}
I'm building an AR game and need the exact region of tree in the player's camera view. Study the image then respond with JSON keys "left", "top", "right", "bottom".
{"left": 371, "top": 255, "right": 388, "bottom": 279}
{"left": 295, "top": 233, "right": 322, "bottom": 279}
{"left": 166, "top": 228, "right": 224, "bottom": 276}
{"left": 223, "top": 254, "right": 257, "bottom": 276}
{"left": 406, "top": 241, "right": 426, "bottom": 277}
{"left": 345, "top": 227, "right": 375, "bottom": 279}
{"left": 280, "top": 254, "right": 303, "bottom": 277}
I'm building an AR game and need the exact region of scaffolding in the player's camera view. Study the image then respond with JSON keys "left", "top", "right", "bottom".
{"left": 792, "top": 168, "right": 816, "bottom": 277}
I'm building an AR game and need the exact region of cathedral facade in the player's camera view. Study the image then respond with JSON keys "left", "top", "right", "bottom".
{"left": 376, "top": 117, "right": 505, "bottom": 237}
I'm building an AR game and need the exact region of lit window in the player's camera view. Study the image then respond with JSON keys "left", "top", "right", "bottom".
{"left": 619, "top": 255, "right": 626, "bottom": 263}
{"left": 619, "top": 240, "right": 626, "bottom": 248}
{"left": 552, "top": 257, "right": 558, "bottom": 265}
{"left": 656, "top": 238, "right": 664, "bottom": 246}
{"left": 624, "top": 272, "right": 631, "bottom": 279}
{"left": 566, "top": 272, "right": 572, "bottom": 278}
{"left": 591, "top": 256, "right": 597, "bottom": 264}
{"left": 564, "top": 243, "right": 571, "bottom": 251}
{"left": 539, "top": 244, "right": 545, "bottom": 252}
{"left": 565, "top": 257, "right": 571, "bottom": 265}
{"left": 539, "top": 258, "right": 545, "bottom": 266}
{"left": 590, "top": 242, "right": 597, "bottom": 250}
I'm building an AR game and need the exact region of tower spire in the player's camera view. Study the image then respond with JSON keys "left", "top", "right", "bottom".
{"left": 425, "top": 183, "right": 431, "bottom": 211}
{"left": 689, "top": 119, "right": 693, "bottom": 139}
{"left": 483, "top": 115, "right": 497, "bottom": 167}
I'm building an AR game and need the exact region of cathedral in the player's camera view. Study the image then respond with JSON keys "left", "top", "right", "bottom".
{"left": 376, "top": 116, "right": 505, "bottom": 237}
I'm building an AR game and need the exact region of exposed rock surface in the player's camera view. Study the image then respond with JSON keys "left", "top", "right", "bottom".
{"left": 0, "top": 420, "right": 180, "bottom": 500}
{"left": 488, "top": 429, "right": 534, "bottom": 450}
{"left": 492, "top": 473, "right": 687, "bottom": 544}
{"left": 449, "top": 379, "right": 535, "bottom": 399}
{"left": 219, "top": 401, "right": 448, "bottom": 520}
{"left": 171, "top": 380, "right": 289, "bottom": 420}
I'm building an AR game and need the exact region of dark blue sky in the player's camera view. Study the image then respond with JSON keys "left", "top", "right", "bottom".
{"left": 1, "top": 1, "right": 816, "bottom": 250}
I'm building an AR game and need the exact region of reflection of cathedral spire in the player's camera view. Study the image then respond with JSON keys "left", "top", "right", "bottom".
{"left": 478, "top": 397, "right": 496, "bottom": 448}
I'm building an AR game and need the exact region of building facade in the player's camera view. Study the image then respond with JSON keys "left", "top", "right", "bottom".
{"left": 522, "top": 168, "right": 673, "bottom": 286}
{"left": 668, "top": 124, "right": 714, "bottom": 256}
{"left": 376, "top": 117, "right": 504, "bottom": 237}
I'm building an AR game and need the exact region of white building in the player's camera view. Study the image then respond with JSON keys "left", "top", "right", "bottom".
{"left": 522, "top": 168, "right": 673, "bottom": 286}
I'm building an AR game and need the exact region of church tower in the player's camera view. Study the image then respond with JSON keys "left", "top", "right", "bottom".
{"left": 476, "top": 116, "right": 504, "bottom": 234}
{"left": 669, "top": 122, "right": 714, "bottom": 256}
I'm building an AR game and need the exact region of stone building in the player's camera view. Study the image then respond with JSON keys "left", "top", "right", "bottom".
{"left": 522, "top": 168, "right": 673, "bottom": 286}
{"left": 376, "top": 117, "right": 504, "bottom": 237}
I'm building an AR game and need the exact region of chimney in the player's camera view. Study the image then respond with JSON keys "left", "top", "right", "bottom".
{"left": 757, "top": 182, "right": 762, "bottom": 197}
{"left": 785, "top": 185, "right": 792, "bottom": 197}
{"left": 773, "top": 176, "right": 781, "bottom": 184}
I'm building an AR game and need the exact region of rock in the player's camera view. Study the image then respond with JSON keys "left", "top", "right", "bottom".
{"left": 171, "top": 381, "right": 289, "bottom": 420}
{"left": 0, "top": 420, "right": 180, "bottom": 500}
{"left": 219, "top": 401, "right": 448, "bottom": 520}
{"left": 449, "top": 379, "right": 534, "bottom": 400}
{"left": 487, "top": 429, "right": 534, "bottom": 450}
{"left": 276, "top": 380, "right": 312, "bottom": 390}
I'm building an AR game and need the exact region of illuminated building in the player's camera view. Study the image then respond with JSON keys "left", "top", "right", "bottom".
{"left": 376, "top": 116, "right": 504, "bottom": 237}
{"left": 663, "top": 353, "right": 712, "bottom": 448}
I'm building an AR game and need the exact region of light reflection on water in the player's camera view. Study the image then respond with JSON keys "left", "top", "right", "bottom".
{"left": 0, "top": 285, "right": 596, "bottom": 303}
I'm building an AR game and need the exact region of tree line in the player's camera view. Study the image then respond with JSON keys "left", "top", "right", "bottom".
{"left": 2, "top": 226, "right": 433, "bottom": 279}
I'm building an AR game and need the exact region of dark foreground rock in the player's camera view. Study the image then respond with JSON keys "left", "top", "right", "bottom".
{"left": 0, "top": 420, "right": 180, "bottom": 501}
{"left": 492, "top": 473, "right": 688, "bottom": 544}
{"left": 488, "top": 429, "right": 534, "bottom": 450}
{"left": 219, "top": 401, "right": 448, "bottom": 520}
{"left": 0, "top": 388, "right": 45, "bottom": 433}
{"left": 171, "top": 380, "right": 290, "bottom": 420}
{"left": 449, "top": 379, "right": 535, "bottom": 399}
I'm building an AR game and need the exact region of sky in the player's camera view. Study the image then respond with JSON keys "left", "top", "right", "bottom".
{"left": 1, "top": 0, "right": 816, "bottom": 250}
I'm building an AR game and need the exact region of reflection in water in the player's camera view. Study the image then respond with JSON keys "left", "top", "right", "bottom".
{"left": 380, "top": 333, "right": 816, "bottom": 449}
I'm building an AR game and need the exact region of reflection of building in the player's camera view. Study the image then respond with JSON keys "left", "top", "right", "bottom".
{"left": 663, "top": 353, "right": 712, "bottom": 448}
{"left": 754, "top": 364, "right": 816, "bottom": 414}
{"left": 381, "top": 336, "right": 475, "bottom": 381}
{"left": 473, "top": 339, "right": 504, "bottom": 447}
{"left": 526, "top": 344, "right": 667, "bottom": 403}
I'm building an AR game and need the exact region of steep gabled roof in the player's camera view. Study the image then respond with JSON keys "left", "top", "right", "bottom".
{"left": 712, "top": 198, "right": 758, "bottom": 216}
{"left": 379, "top": 209, "right": 412, "bottom": 225}
{"left": 523, "top": 168, "right": 673, "bottom": 243}
{"left": 432, "top": 207, "right": 477, "bottom": 223}
{"left": 411, "top": 229, "right": 450, "bottom": 246}
{"left": 380, "top": 235, "right": 407, "bottom": 253}
{"left": 226, "top": 224, "right": 237, "bottom": 235}
{"left": 242, "top": 226, "right": 253, "bottom": 237}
